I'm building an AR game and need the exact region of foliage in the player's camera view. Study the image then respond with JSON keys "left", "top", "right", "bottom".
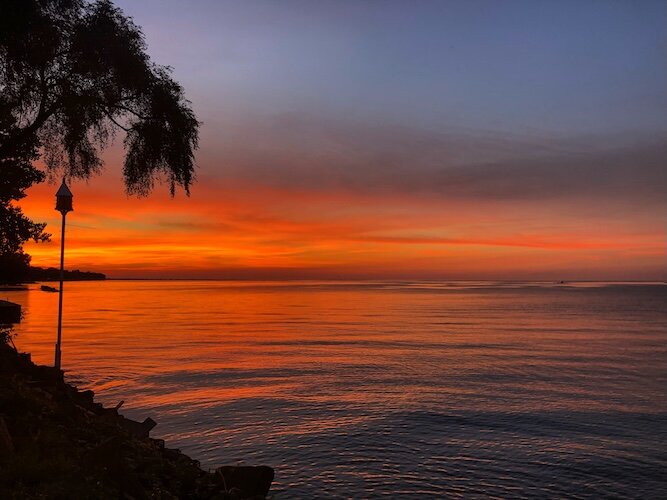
{"left": 0, "top": 107, "right": 50, "bottom": 283}
{"left": 0, "top": 325, "right": 15, "bottom": 347}
{"left": 28, "top": 266, "right": 105, "bottom": 281}
{"left": 0, "top": 0, "right": 199, "bottom": 194}
{"left": 0, "top": 0, "right": 199, "bottom": 282}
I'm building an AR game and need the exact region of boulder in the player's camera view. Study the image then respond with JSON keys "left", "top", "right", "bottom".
{"left": 217, "top": 465, "right": 274, "bottom": 498}
{"left": 120, "top": 416, "right": 157, "bottom": 438}
{"left": 0, "top": 415, "right": 14, "bottom": 459}
{"left": 0, "top": 300, "right": 21, "bottom": 324}
{"left": 77, "top": 389, "right": 95, "bottom": 403}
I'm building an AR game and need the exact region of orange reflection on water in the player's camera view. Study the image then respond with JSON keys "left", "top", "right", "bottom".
{"left": 8, "top": 280, "right": 666, "bottom": 417}
{"left": 6, "top": 280, "right": 667, "bottom": 497}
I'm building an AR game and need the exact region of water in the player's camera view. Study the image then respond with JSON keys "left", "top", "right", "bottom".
{"left": 6, "top": 281, "right": 667, "bottom": 498}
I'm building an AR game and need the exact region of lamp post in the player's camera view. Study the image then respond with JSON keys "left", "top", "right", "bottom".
{"left": 55, "top": 179, "right": 73, "bottom": 370}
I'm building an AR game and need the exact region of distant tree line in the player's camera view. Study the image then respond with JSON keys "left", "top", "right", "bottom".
{"left": 28, "top": 266, "right": 106, "bottom": 281}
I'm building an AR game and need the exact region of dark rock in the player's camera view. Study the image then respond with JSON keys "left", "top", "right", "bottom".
{"left": 0, "top": 415, "right": 13, "bottom": 459}
{"left": 151, "top": 438, "right": 165, "bottom": 449}
{"left": 163, "top": 448, "right": 182, "bottom": 461}
{"left": 1, "top": 345, "right": 278, "bottom": 497}
{"left": 143, "top": 417, "right": 157, "bottom": 432}
{"left": 30, "top": 364, "right": 64, "bottom": 384}
{"left": 88, "top": 436, "right": 123, "bottom": 466}
{"left": 120, "top": 416, "right": 158, "bottom": 438}
{"left": 0, "top": 300, "right": 21, "bottom": 324}
{"left": 217, "top": 465, "right": 274, "bottom": 499}
{"left": 99, "top": 407, "right": 120, "bottom": 424}
{"left": 77, "top": 389, "right": 95, "bottom": 403}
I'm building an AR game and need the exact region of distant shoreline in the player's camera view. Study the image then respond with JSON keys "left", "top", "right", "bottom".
{"left": 99, "top": 278, "right": 667, "bottom": 285}
{"left": 27, "top": 266, "right": 106, "bottom": 282}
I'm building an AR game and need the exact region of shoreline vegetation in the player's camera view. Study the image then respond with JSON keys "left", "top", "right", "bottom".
{"left": 27, "top": 266, "right": 106, "bottom": 282}
{"left": 0, "top": 340, "right": 274, "bottom": 499}
{"left": 0, "top": 268, "right": 106, "bottom": 288}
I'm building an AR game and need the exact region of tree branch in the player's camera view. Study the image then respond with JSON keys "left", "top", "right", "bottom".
{"left": 0, "top": 99, "right": 62, "bottom": 157}
{"left": 36, "top": 65, "right": 47, "bottom": 123}
{"left": 105, "top": 113, "right": 131, "bottom": 132}
{"left": 108, "top": 103, "right": 149, "bottom": 121}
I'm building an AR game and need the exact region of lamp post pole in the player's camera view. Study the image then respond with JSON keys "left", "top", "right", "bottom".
{"left": 55, "top": 210, "right": 66, "bottom": 369}
{"left": 55, "top": 179, "right": 73, "bottom": 370}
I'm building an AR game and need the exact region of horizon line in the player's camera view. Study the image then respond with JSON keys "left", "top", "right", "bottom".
{"left": 63, "top": 277, "right": 667, "bottom": 284}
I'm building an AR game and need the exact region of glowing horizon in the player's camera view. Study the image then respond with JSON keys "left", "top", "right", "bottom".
{"left": 21, "top": 163, "right": 665, "bottom": 280}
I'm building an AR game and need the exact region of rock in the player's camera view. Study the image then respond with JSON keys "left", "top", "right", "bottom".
{"left": 217, "top": 465, "right": 274, "bottom": 498}
{"left": 30, "top": 364, "right": 64, "bottom": 383}
{"left": 142, "top": 417, "right": 157, "bottom": 432}
{"left": 151, "top": 438, "right": 165, "bottom": 449}
{"left": 163, "top": 448, "right": 182, "bottom": 461}
{"left": 0, "top": 415, "right": 14, "bottom": 459}
{"left": 1, "top": 345, "right": 280, "bottom": 497}
{"left": 88, "top": 436, "right": 123, "bottom": 466}
{"left": 0, "top": 300, "right": 21, "bottom": 324}
{"left": 78, "top": 389, "right": 95, "bottom": 403}
{"left": 120, "top": 416, "right": 157, "bottom": 438}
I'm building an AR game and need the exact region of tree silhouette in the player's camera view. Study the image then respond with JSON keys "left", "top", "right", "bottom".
{"left": 0, "top": 0, "right": 200, "bottom": 282}
{"left": 0, "top": 102, "right": 49, "bottom": 283}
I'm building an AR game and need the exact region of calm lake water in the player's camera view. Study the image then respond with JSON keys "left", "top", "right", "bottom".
{"left": 6, "top": 280, "right": 667, "bottom": 498}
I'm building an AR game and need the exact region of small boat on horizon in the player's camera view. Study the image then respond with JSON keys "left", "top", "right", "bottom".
{"left": 40, "top": 285, "right": 59, "bottom": 293}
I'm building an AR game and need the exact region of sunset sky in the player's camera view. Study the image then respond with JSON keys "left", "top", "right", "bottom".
{"left": 22, "top": 0, "right": 667, "bottom": 280}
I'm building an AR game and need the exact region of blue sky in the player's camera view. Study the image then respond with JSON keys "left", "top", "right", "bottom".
{"left": 28, "top": 0, "right": 665, "bottom": 279}
{"left": 114, "top": 0, "right": 666, "bottom": 138}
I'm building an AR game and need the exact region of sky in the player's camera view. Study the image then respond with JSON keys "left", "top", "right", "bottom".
{"left": 22, "top": 0, "right": 667, "bottom": 280}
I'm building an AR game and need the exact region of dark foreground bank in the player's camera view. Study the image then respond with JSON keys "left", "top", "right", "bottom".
{"left": 0, "top": 343, "right": 273, "bottom": 499}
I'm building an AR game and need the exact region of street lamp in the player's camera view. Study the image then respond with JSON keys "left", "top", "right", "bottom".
{"left": 55, "top": 179, "right": 73, "bottom": 370}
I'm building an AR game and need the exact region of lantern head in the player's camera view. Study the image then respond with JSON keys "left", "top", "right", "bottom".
{"left": 55, "top": 180, "right": 73, "bottom": 214}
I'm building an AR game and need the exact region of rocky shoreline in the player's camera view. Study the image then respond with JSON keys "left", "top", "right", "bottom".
{"left": 0, "top": 343, "right": 274, "bottom": 499}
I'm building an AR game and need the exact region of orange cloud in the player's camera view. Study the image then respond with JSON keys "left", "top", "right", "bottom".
{"left": 19, "top": 167, "right": 666, "bottom": 280}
